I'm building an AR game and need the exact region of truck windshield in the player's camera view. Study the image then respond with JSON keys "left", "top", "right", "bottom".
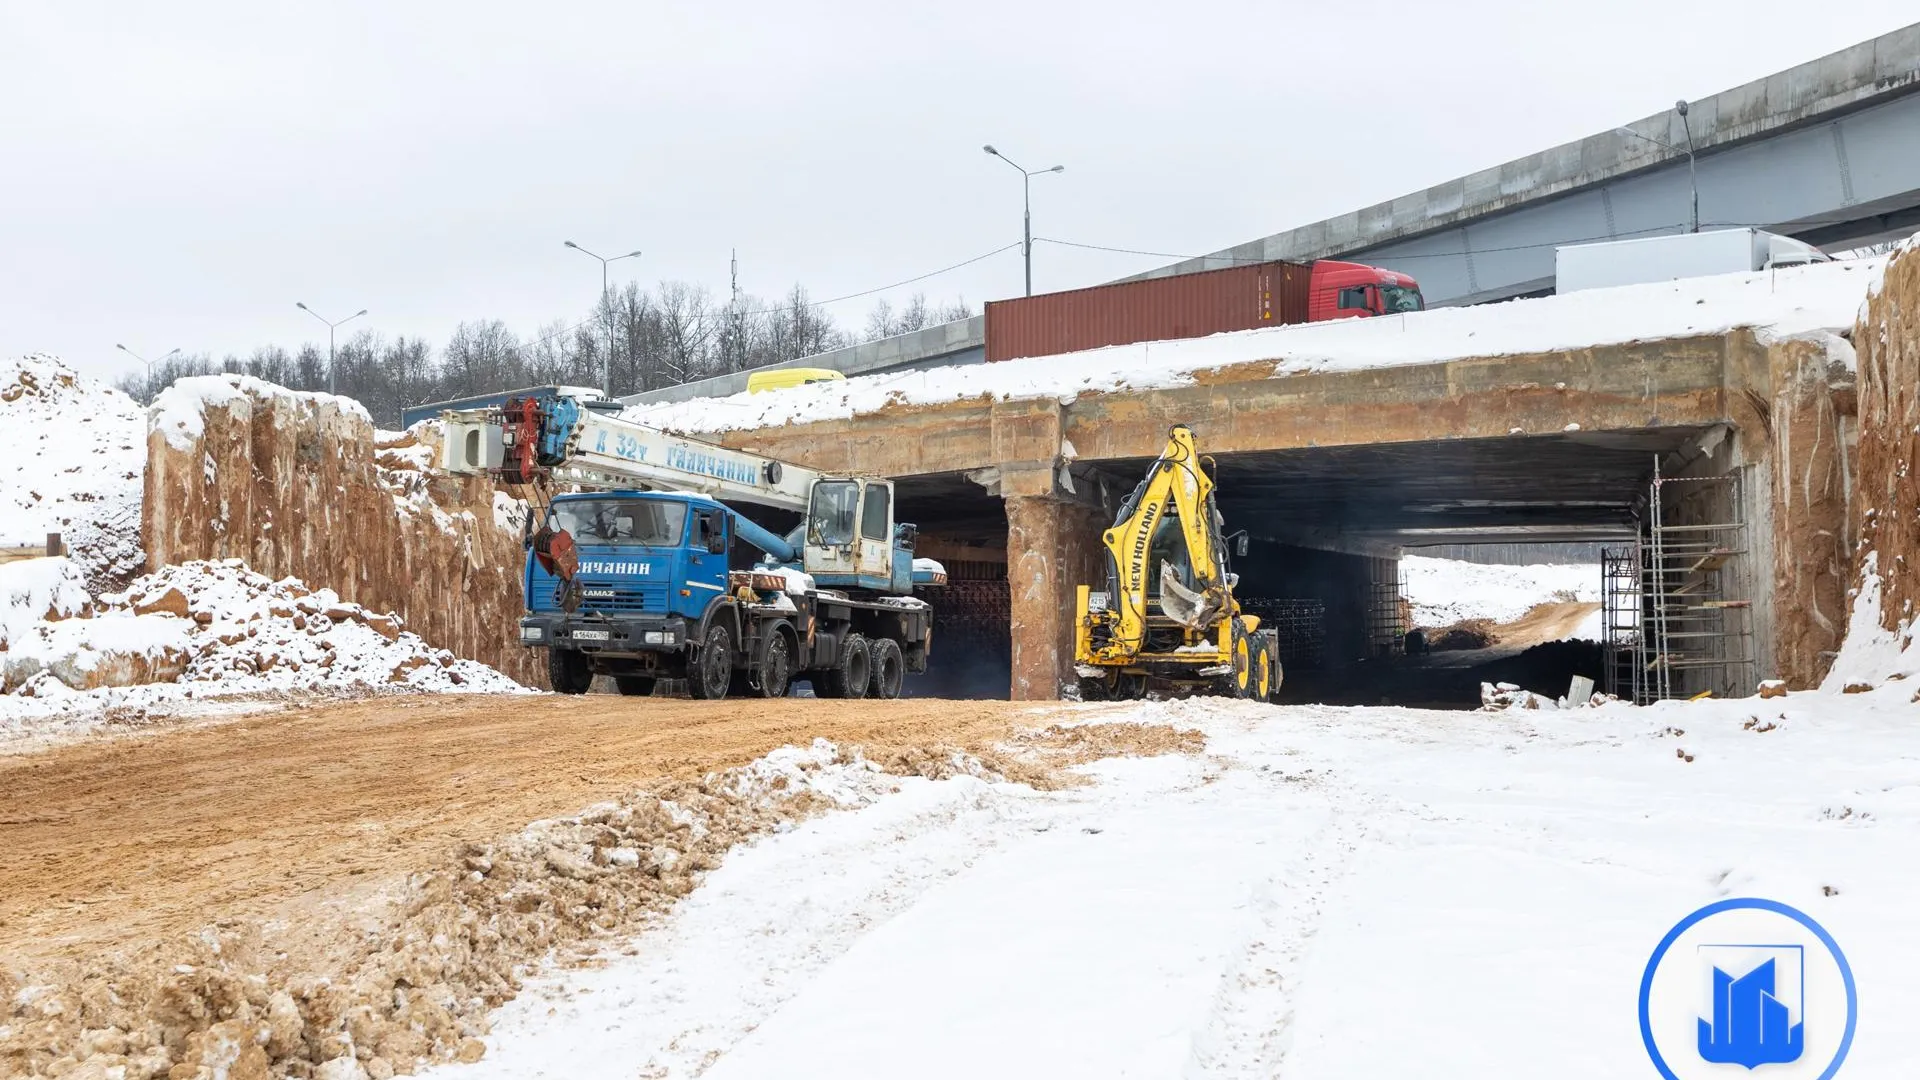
{"left": 1380, "top": 285, "right": 1423, "bottom": 313}
{"left": 808, "top": 481, "right": 860, "bottom": 546}
{"left": 551, "top": 498, "right": 686, "bottom": 547}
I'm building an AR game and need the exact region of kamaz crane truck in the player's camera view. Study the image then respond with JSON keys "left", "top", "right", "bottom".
{"left": 1074, "top": 425, "right": 1280, "bottom": 702}
{"left": 440, "top": 393, "right": 943, "bottom": 699}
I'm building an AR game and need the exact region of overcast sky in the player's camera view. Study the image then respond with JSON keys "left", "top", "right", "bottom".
{"left": 3, "top": 2, "right": 1914, "bottom": 383}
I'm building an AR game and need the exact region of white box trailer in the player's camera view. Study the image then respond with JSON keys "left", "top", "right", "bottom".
{"left": 1554, "top": 228, "right": 1831, "bottom": 293}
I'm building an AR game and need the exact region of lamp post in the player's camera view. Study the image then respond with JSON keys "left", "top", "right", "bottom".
{"left": 564, "top": 240, "right": 643, "bottom": 396}
{"left": 295, "top": 302, "right": 368, "bottom": 395}
{"left": 115, "top": 344, "right": 180, "bottom": 398}
{"left": 982, "top": 145, "right": 1065, "bottom": 296}
{"left": 1615, "top": 100, "right": 1699, "bottom": 234}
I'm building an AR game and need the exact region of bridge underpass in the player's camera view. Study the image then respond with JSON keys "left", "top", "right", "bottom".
{"left": 720, "top": 327, "right": 1853, "bottom": 704}
{"left": 893, "top": 427, "right": 1702, "bottom": 706}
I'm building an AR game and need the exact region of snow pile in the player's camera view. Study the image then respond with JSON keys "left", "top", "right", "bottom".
{"left": 150, "top": 372, "right": 369, "bottom": 451}
{"left": 2, "top": 558, "right": 527, "bottom": 729}
{"left": 631, "top": 258, "right": 1884, "bottom": 434}
{"left": 1402, "top": 555, "right": 1600, "bottom": 626}
{"left": 1820, "top": 553, "right": 1919, "bottom": 696}
{"left": 0, "top": 555, "right": 90, "bottom": 648}
{"left": 0, "top": 354, "right": 145, "bottom": 589}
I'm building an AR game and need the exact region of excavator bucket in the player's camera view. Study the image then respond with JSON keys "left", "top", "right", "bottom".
{"left": 1158, "top": 560, "right": 1214, "bottom": 629}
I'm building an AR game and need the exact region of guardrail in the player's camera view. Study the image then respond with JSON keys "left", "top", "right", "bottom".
{"left": 0, "top": 533, "right": 65, "bottom": 565}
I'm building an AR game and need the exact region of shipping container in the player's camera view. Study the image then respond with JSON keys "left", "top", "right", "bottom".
{"left": 984, "top": 261, "right": 1312, "bottom": 363}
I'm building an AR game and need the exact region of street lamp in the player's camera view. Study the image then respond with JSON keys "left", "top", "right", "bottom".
{"left": 983, "top": 144, "right": 1065, "bottom": 297}
{"left": 295, "top": 302, "right": 368, "bottom": 396}
{"left": 564, "top": 240, "right": 643, "bottom": 396}
{"left": 116, "top": 344, "right": 181, "bottom": 397}
{"left": 1615, "top": 99, "right": 1699, "bottom": 233}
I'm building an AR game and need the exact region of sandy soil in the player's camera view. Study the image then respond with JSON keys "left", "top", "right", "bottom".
{"left": 0, "top": 695, "right": 1041, "bottom": 968}
{"left": 3, "top": 694, "right": 1197, "bottom": 1077}
{"left": 1494, "top": 600, "right": 1601, "bottom": 647}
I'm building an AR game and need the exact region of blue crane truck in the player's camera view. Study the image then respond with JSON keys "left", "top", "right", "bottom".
{"left": 440, "top": 394, "right": 943, "bottom": 699}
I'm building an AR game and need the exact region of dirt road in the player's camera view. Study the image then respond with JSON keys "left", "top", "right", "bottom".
{"left": 0, "top": 695, "right": 1042, "bottom": 968}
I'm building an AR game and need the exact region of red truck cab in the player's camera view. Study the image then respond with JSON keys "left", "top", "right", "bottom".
{"left": 1306, "top": 261, "right": 1424, "bottom": 320}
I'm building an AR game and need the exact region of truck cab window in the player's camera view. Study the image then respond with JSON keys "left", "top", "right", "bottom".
{"left": 1379, "top": 284, "right": 1424, "bottom": 313}
{"left": 553, "top": 498, "right": 685, "bottom": 546}
{"left": 860, "top": 485, "right": 890, "bottom": 541}
{"left": 1337, "top": 286, "right": 1370, "bottom": 311}
{"left": 808, "top": 481, "right": 860, "bottom": 546}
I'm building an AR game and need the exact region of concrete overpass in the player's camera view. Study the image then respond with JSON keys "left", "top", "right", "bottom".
{"left": 628, "top": 23, "right": 1919, "bottom": 406}
{"left": 703, "top": 327, "right": 1852, "bottom": 704}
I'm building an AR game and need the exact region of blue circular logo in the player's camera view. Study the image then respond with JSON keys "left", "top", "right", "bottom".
{"left": 1640, "top": 898, "right": 1856, "bottom": 1080}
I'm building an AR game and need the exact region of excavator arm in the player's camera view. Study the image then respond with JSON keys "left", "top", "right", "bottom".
{"left": 1074, "top": 425, "right": 1276, "bottom": 702}
{"left": 1081, "top": 425, "right": 1233, "bottom": 661}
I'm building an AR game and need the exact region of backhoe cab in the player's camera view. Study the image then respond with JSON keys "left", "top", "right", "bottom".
{"left": 1074, "top": 425, "right": 1281, "bottom": 702}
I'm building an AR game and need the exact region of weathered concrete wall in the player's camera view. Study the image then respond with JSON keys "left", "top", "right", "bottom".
{"left": 144, "top": 384, "right": 544, "bottom": 687}
{"left": 719, "top": 335, "right": 1750, "bottom": 482}
{"left": 1005, "top": 495, "right": 1106, "bottom": 700}
{"left": 1851, "top": 243, "right": 1920, "bottom": 637}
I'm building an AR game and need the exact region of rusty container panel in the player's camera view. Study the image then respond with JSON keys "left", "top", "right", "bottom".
{"left": 984, "top": 261, "right": 1311, "bottom": 362}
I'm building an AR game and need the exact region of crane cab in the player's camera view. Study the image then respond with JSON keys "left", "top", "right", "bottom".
{"left": 802, "top": 478, "right": 914, "bottom": 593}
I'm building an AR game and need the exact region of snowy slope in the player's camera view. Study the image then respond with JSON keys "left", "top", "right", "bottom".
{"left": 631, "top": 258, "right": 1883, "bottom": 434}
{"left": 423, "top": 691, "right": 1918, "bottom": 1079}
{"left": 1401, "top": 555, "right": 1600, "bottom": 626}
{"left": 0, "top": 355, "right": 145, "bottom": 589}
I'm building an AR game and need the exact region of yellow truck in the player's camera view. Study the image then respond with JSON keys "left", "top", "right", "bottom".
{"left": 746, "top": 367, "right": 846, "bottom": 394}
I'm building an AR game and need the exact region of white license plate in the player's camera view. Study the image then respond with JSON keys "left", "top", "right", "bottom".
{"left": 572, "top": 629, "right": 611, "bottom": 642}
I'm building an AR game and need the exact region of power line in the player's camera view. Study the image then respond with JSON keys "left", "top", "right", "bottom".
{"left": 526, "top": 240, "right": 1021, "bottom": 349}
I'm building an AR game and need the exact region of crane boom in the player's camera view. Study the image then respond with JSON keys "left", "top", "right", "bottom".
{"left": 440, "top": 393, "right": 818, "bottom": 511}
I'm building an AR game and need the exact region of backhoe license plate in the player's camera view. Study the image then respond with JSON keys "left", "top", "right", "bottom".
{"left": 571, "top": 629, "right": 611, "bottom": 642}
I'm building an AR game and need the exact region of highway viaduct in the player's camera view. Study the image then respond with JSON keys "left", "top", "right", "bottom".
{"left": 706, "top": 330, "right": 1855, "bottom": 704}
{"left": 630, "top": 23, "right": 1919, "bottom": 407}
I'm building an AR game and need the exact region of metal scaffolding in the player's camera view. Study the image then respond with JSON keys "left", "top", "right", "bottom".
{"left": 1601, "top": 543, "right": 1644, "bottom": 703}
{"left": 1639, "top": 462, "right": 1754, "bottom": 701}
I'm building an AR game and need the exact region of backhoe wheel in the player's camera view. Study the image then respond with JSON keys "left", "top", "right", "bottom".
{"left": 1230, "top": 620, "right": 1254, "bottom": 699}
{"left": 749, "top": 630, "right": 794, "bottom": 699}
{"left": 547, "top": 648, "right": 594, "bottom": 695}
{"left": 614, "top": 675, "right": 655, "bottom": 697}
{"left": 686, "top": 623, "right": 733, "bottom": 700}
{"left": 1251, "top": 644, "right": 1272, "bottom": 703}
{"left": 867, "top": 637, "right": 905, "bottom": 700}
{"left": 1114, "top": 672, "right": 1149, "bottom": 701}
{"left": 819, "top": 633, "right": 870, "bottom": 699}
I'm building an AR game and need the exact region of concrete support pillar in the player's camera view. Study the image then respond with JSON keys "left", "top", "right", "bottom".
{"left": 1004, "top": 494, "right": 1108, "bottom": 700}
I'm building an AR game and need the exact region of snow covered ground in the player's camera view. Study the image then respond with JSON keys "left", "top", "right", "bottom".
{"left": 1401, "top": 554, "right": 1600, "bottom": 627}
{"left": 631, "top": 258, "right": 1881, "bottom": 435}
{"left": 421, "top": 684, "right": 1917, "bottom": 1079}
{"left": 0, "top": 354, "right": 145, "bottom": 589}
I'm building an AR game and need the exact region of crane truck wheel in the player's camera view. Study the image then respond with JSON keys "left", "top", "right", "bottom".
{"left": 547, "top": 648, "right": 594, "bottom": 695}
{"left": 747, "top": 628, "right": 794, "bottom": 698}
{"left": 818, "top": 633, "right": 871, "bottom": 699}
{"left": 686, "top": 623, "right": 733, "bottom": 700}
{"left": 867, "top": 637, "right": 905, "bottom": 700}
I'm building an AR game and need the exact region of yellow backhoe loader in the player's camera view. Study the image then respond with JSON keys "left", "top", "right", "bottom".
{"left": 1074, "top": 425, "right": 1281, "bottom": 701}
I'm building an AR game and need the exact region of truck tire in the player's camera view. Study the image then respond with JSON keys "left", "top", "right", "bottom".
{"left": 748, "top": 629, "right": 794, "bottom": 698}
{"left": 686, "top": 623, "right": 733, "bottom": 700}
{"left": 547, "top": 648, "right": 594, "bottom": 695}
{"left": 818, "top": 633, "right": 870, "bottom": 699}
{"left": 614, "top": 675, "right": 655, "bottom": 697}
{"left": 867, "top": 637, "right": 904, "bottom": 700}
